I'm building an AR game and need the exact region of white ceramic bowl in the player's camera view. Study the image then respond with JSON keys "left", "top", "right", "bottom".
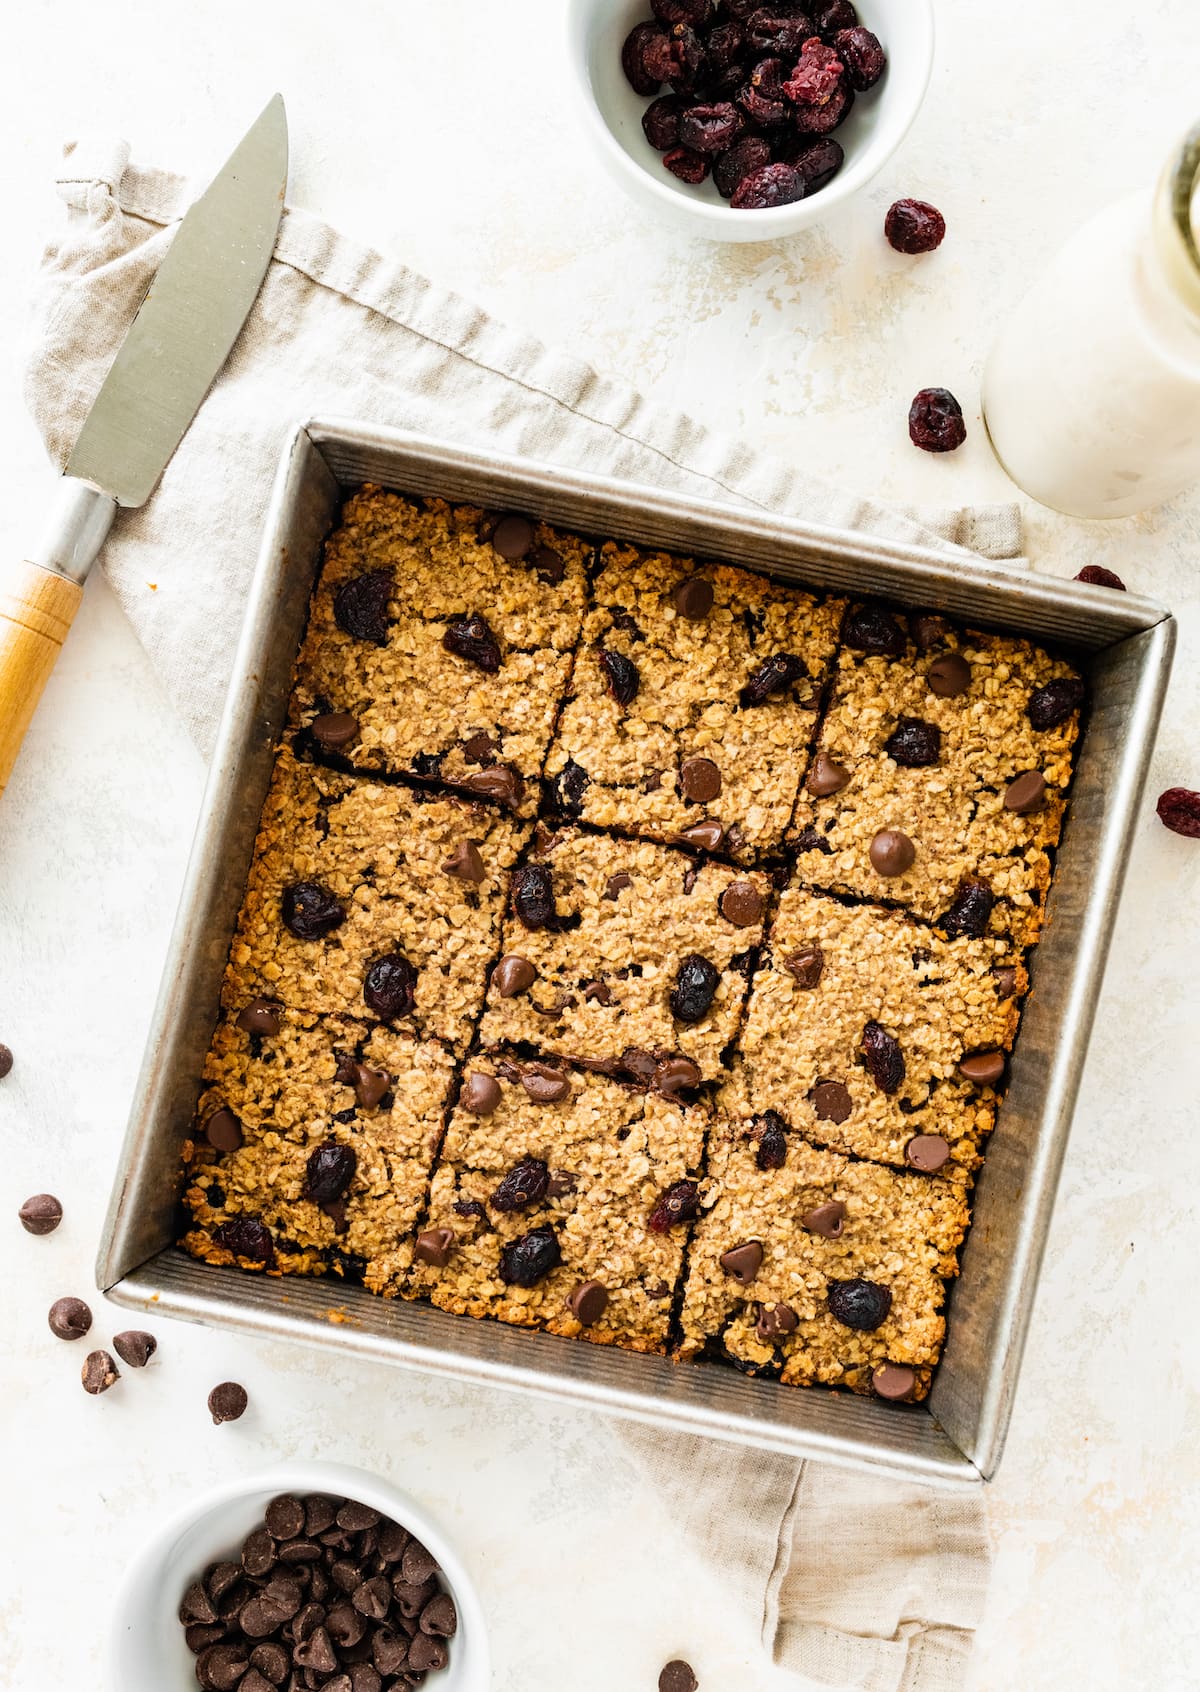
{"left": 109, "top": 1460, "right": 489, "bottom": 1690}
{"left": 565, "top": 0, "right": 934, "bottom": 242}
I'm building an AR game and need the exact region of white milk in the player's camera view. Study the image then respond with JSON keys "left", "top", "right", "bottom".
{"left": 983, "top": 137, "right": 1200, "bottom": 519}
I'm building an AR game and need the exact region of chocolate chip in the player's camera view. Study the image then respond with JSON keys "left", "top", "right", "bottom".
{"left": 494, "top": 954, "right": 536, "bottom": 997}
{"left": 717, "top": 880, "right": 763, "bottom": 929}
{"left": 325, "top": 1601, "right": 366, "bottom": 1648}
{"left": 521, "top": 1063, "right": 571, "bottom": 1104}
{"left": 208, "top": 1381, "right": 248, "bottom": 1424}
{"left": 603, "top": 872, "right": 633, "bottom": 900}
{"left": 927, "top": 653, "right": 971, "bottom": 697}
{"left": 673, "top": 577, "right": 713, "bottom": 619}
{"left": 906, "top": 1135, "right": 951, "bottom": 1172}
{"left": 755, "top": 1302, "right": 799, "bottom": 1342}
{"left": 353, "top": 1063, "right": 390, "bottom": 1109}
{"left": 205, "top": 1107, "right": 244, "bottom": 1152}
{"left": 654, "top": 1054, "right": 702, "bottom": 1097}
{"left": 305, "top": 1142, "right": 357, "bottom": 1205}
{"left": 1004, "top": 771, "right": 1046, "bottom": 814}
{"left": 19, "top": 1193, "right": 62, "bottom": 1235}
{"left": 236, "top": 998, "right": 283, "bottom": 1038}
{"left": 196, "top": 1643, "right": 250, "bottom": 1688}
{"left": 460, "top": 1071, "right": 502, "bottom": 1115}
{"left": 370, "top": 1628, "right": 407, "bottom": 1676}
{"left": 207, "top": 1562, "right": 243, "bottom": 1601}
{"left": 679, "top": 756, "right": 722, "bottom": 803}
{"left": 184, "top": 1625, "right": 227, "bottom": 1656}
{"left": 567, "top": 1279, "right": 609, "bottom": 1326}
{"left": 1027, "top": 677, "right": 1085, "bottom": 730}
{"left": 295, "top": 1625, "right": 339, "bottom": 1672}
{"left": 869, "top": 829, "right": 915, "bottom": 877}
{"left": 0, "top": 1044, "right": 11, "bottom": 1079}
{"left": 81, "top": 1349, "right": 119, "bottom": 1394}
{"left": 546, "top": 1169, "right": 579, "bottom": 1199}
{"left": 659, "top": 1662, "right": 699, "bottom": 1692}
{"left": 414, "top": 1227, "right": 456, "bottom": 1268}
{"left": 419, "top": 1591, "right": 457, "bottom": 1637}
{"left": 643, "top": 768, "right": 665, "bottom": 793}
{"left": 401, "top": 1539, "right": 440, "bottom": 1587}
{"left": 461, "top": 731, "right": 496, "bottom": 764}
{"left": 910, "top": 613, "right": 950, "bottom": 652}
{"left": 265, "top": 1496, "right": 307, "bottom": 1541}
{"left": 242, "top": 1528, "right": 277, "bottom": 1578}
{"left": 676, "top": 818, "right": 725, "bottom": 851}
{"left": 645, "top": 1279, "right": 672, "bottom": 1301}
{"left": 872, "top": 1362, "right": 918, "bottom": 1401}
{"left": 806, "top": 752, "right": 850, "bottom": 796}
{"left": 310, "top": 712, "right": 359, "bottom": 751}
{"left": 827, "top": 1278, "right": 892, "bottom": 1331}
{"left": 442, "top": 840, "right": 485, "bottom": 882}
{"left": 48, "top": 1296, "right": 92, "bottom": 1340}
{"left": 959, "top": 1050, "right": 1006, "bottom": 1085}
{"left": 351, "top": 1577, "right": 391, "bottom": 1621}
{"left": 784, "top": 946, "right": 824, "bottom": 989}
{"left": 532, "top": 544, "right": 566, "bottom": 585}
{"left": 492, "top": 513, "right": 534, "bottom": 559}
{"left": 113, "top": 1329, "right": 156, "bottom": 1367}
{"left": 621, "top": 1047, "right": 658, "bottom": 1083}
{"left": 251, "top": 1641, "right": 293, "bottom": 1683}
{"left": 181, "top": 1581, "right": 221, "bottom": 1626}
{"left": 811, "top": 1081, "right": 852, "bottom": 1123}
{"left": 719, "top": 1240, "right": 763, "bottom": 1284}
{"left": 407, "top": 1633, "right": 449, "bottom": 1674}
{"left": 993, "top": 965, "right": 1018, "bottom": 999}
{"left": 282, "top": 881, "right": 346, "bottom": 940}
{"left": 461, "top": 763, "right": 525, "bottom": 809}
{"left": 363, "top": 952, "right": 417, "bottom": 1021}
{"left": 802, "top": 1200, "right": 845, "bottom": 1238}
{"left": 238, "top": 1672, "right": 276, "bottom": 1692}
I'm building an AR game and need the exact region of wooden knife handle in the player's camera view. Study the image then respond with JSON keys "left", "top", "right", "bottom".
{"left": 0, "top": 560, "right": 84, "bottom": 794}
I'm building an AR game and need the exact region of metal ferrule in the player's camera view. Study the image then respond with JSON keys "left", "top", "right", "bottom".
{"left": 30, "top": 477, "right": 118, "bottom": 584}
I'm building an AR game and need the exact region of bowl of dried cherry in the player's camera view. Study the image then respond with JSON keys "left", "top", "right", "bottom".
{"left": 110, "top": 1460, "right": 490, "bottom": 1690}
{"left": 567, "top": 0, "right": 933, "bottom": 240}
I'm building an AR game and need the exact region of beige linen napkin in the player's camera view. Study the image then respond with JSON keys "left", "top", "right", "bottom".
{"left": 23, "top": 138, "right": 994, "bottom": 1688}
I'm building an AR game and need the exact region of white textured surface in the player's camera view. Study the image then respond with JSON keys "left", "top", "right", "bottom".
{"left": 2, "top": 2, "right": 1199, "bottom": 1689}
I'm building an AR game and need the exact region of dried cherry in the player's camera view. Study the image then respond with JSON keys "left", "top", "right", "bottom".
{"left": 598, "top": 649, "right": 641, "bottom": 705}
{"left": 884, "top": 716, "right": 942, "bottom": 767}
{"left": 663, "top": 146, "right": 711, "bottom": 184}
{"left": 909, "top": 388, "right": 967, "bottom": 453}
{"left": 680, "top": 102, "right": 745, "bottom": 154}
{"left": 827, "top": 1278, "right": 892, "bottom": 1331}
{"left": 941, "top": 880, "right": 994, "bottom": 940}
{"left": 491, "top": 1158, "right": 550, "bottom": 1213}
{"left": 281, "top": 882, "right": 346, "bottom": 940}
{"left": 738, "top": 651, "right": 809, "bottom": 704}
{"left": 622, "top": 22, "right": 669, "bottom": 95}
{"left": 1075, "top": 565, "right": 1126, "bottom": 590}
{"left": 788, "top": 137, "right": 844, "bottom": 191}
{"left": 861, "top": 1021, "right": 905, "bottom": 1094}
{"left": 333, "top": 570, "right": 391, "bottom": 646}
{"left": 648, "top": 1180, "right": 701, "bottom": 1232}
{"left": 670, "top": 953, "right": 721, "bottom": 1023}
{"left": 305, "top": 1143, "right": 357, "bottom": 1205}
{"left": 783, "top": 39, "right": 844, "bottom": 106}
{"left": 545, "top": 758, "right": 589, "bottom": 818}
{"left": 213, "top": 1217, "right": 274, "bottom": 1266}
{"left": 643, "top": 95, "right": 683, "bottom": 150}
{"left": 1156, "top": 788, "right": 1200, "bottom": 839}
{"left": 498, "top": 1226, "right": 562, "bottom": 1287}
{"left": 843, "top": 603, "right": 905, "bottom": 657}
{"left": 732, "top": 162, "right": 808, "bottom": 208}
{"left": 834, "top": 25, "right": 885, "bottom": 90}
{"left": 885, "top": 198, "right": 946, "bottom": 254}
{"left": 746, "top": 10, "right": 816, "bottom": 55}
{"left": 1027, "top": 677, "right": 1084, "bottom": 730}
{"left": 362, "top": 953, "right": 418, "bottom": 1021}
{"left": 714, "top": 136, "right": 773, "bottom": 198}
{"left": 443, "top": 612, "right": 502, "bottom": 674}
{"left": 511, "top": 864, "right": 559, "bottom": 930}
{"left": 754, "top": 1110, "right": 789, "bottom": 1170}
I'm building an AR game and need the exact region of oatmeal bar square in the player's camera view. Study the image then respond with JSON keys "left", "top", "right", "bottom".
{"left": 679, "top": 1130, "right": 969, "bottom": 1399}
{"left": 411, "top": 1056, "right": 707, "bottom": 1352}
{"left": 289, "top": 489, "right": 590, "bottom": 814}
{"left": 725, "top": 887, "right": 1022, "bottom": 1181}
{"left": 223, "top": 751, "right": 528, "bottom": 1051}
{"left": 544, "top": 541, "right": 844, "bottom": 862}
{"left": 182, "top": 1009, "right": 455, "bottom": 1295}
{"left": 477, "top": 828, "right": 771, "bottom": 1082}
{"left": 789, "top": 605, "right": 1083, "bottom": 944}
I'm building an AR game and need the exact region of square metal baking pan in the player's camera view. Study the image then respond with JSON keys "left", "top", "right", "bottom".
{"left": 98, "top": 418, "right": 1175, "bottom": 1486}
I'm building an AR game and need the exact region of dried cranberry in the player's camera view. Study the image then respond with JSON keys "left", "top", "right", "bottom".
{"left": 281, "top": 881, "right": 346, "bottom": 940}
{"left": 305, "top": 1143, "right": 357, "bottom": 1205}
{"left": 1156, "top": 787, "right": 1200, "bottom": 838}
{"left": 861, "top": 1021, "right": 905, "bottom": 1094}
{"left": 885, "top": 198, "right": 946, "bottom": 254}
{"left": 642, "top": 95, "right": 683, "bottom": 151}
{"left": 598, "top": 649, "right": 641, "bottom": 705}
{"left": 793, "top": 81, "right": 851, "bottom": 132}
{"left": 941, "top": 880, "right": 994, "bottom": 940}
{"left": 1027, "top": 677, "right": 1085, "bottom": 730}
{"left": 783, "top": 39, "right": 844, "bottom": 105}
{"left": 714, "top": 136, "right": 773, "bottom": 198}
{"left": 663, "top": 146, "right": 711, "bottom": 185}
{"left": 680, "top": 101, "right": 745, "bottom": 154}
{"left": 732, "top": 161, "right": 808, "bottom": 208}
{"left": 511, "top": 864, "right": 558, "bottom": 930}
{"left": 648, "top": 1180, "right": 701, "bottom": 1232}
{"left": 884, "top": 716, "right": 941, "bottom": 767}
{"left": 834, "top": 25, "right": 885, "bottom": 89}
{"left": 333, "top": 570, "right": 391, "bottom": 646}
{"left": 739, "top": 652, "right": 809, "bottom": 704}
{"left": 706, "top": 19, "right": 745, "bottom": 71}
{"left": 491, "top": 1158, "right": 550, "bottom": 1213}
{"left": 843, "top": 603, "right": 906, "bottom": 657}
{"left": 815, "top": 0, "right": 857, "bottom": 36}
{"left": 622, "top": 22, "right": 669, "bottom": 95}
{"left": 545, "top": 758, "right": 589, "bottom": 818}
{"left": 670, "top": 953, "right": 721, "bottom": 1023}
{"left": 1075, "top": 565, "right": 1126, "bottom": 590}
{"left": 498, "top": 1225, "right": 562, "bottom": 1287}
{"left": 788, "top": 136, "right": 844, "bottom": 191}
{"left": 909, "top": 388, "right": 967, "bottom": 454}
{"left": 363, "top": 953, "right": 417, "bottom": 1021}
{"left": 213, "top": 1217, "right": 274, "bottom": 1266}
{"left": 827, "top": 1278, "right": 891, "bottom": 1331}
{"left": 747, "top": 10, "right": 816, "bottom": 55}
{"left": 754, "top": 1110, "right": 789, "bottom": 1170}
{"left": 651, "top": 0, "right": 711, "bottom": 23}
{"left": 443, "top": 612, "right": 502, "bottom": 674}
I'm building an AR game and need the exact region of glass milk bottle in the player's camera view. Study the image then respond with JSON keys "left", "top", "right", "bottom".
{"left": 983, "top": 123, "right": 1200, "bottom": 518}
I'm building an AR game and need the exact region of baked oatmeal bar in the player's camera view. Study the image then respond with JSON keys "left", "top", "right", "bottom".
{"left": 788, "top": 605, "right": 1083, "bottom": 944}
{"left": 181, "top": 1007, "right": 455, "bottom": 1294}
{"left": 290, "top": 490, "right": 590, "bottom": 815}
{"left": 679, "top": 1130, "right": 969, "bottom": 1398}
{"left": 224, "top": 751, "right": 528, "bottom": 1052}
{"left": 543, "top": 541, "right": 844, "bottom": 862}
{"left": 724, "top": 887, "right": 1023, "bottom": 1181}
{"left": 477, "top": 828, "right": 771, "bottom": 1082}
{"left": 411, "top": 1056, "right": 707, "bottom": 1351}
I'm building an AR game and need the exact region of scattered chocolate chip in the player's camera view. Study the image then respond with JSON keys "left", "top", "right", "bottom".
{"left": 802, "top": 1200, "right": 846, "bottom": 1238}
{"left": 0, "top": 1044, "right": 11, "bottom": 1079}
{"left": 264, "top": 1496, "right": 306, "bottom": 1541}
{"left": 755, "top": 1302, "right": 799, "bottom": 1343}
{"left": 654, "top": 1055, "right": 703, "bottom": 1097}
{"left": 213, "top": 1216, "right": 275, "bottom": 1265}
{"left": 461, "top": 731, "right": 496, "bottom": 764}
{"left": 906, "top": 1134, "right": 951, "bottom": 1172}
{"left": 1075, "top": 565, "right": 1126, "bottom": 590}
{"left": 659, "top": 1661, "right": 699, "bottom": 1692}
{"left": 19, "top": 1193, "right": 62, "bottom": 1235}
{"left": 927, "top": 652, "right": 972, "bottom": 697}
{"left": 408, "top": 1633, "right": 449, "bottom": 1673}
{"left": 521, "top": 1063, "right": 572, "bottom": 1104}
{"left": 494, "top": 954, "right": 536, "bottom": 998}
{"left": 648, "top": 1180, "right": 701, "bottom": 1232}
{"left": 869, "top": 829, "right": 916, "bottom": 877}
{"left": 305, "top": 1143, "right": 357, "bottom": 1205}
{"left": 806, "top": 752, "right": 850, "bottom": 796}
{"left": 861, "top": 1021, "right": 905, "bottom": 1094}
{"left": 645, "top": 1278, "right": 672, "bottom": 1301}
{"left": 461, "top": 763, "right": 525, "bottom": 809}
{"left": 567, "top": 1279, "right": 610, "bottom": 1327}
{"left": 460, "top": 1071, "right": 502, "bottom": 1116}
{"left": 719, "top": 1240, "right": 764, "bottom": 1284}
{"left": 873, "top": 1362, "right": 918, "bottom": 1401}
{"left": 205, "top": 1107, "right": 244, "bottom": 1152}
{"left": 811, "top": 1081, "right": 852, "bottom": 1123}
{"left": 81, "top": 1349, "right": 119, "bottom": 1394}
{"left": 48, "top": 1296, "right": 92, "bottom": 1340}
{"left": 719, "top": 880, "right": 763, "bottom": 927}
{"left": 208, "top": 1381, "right": 248, "bottom": 1424}
{"left": 351, "top": 1063, "right": 390, "bottom": 1110}
{"left": 755, "top": 1110, "right": 788, "bottom": 1170}
{"left": 603, "top": 872, "right": 633, "bottom": 900}
{"left": 739, "top": 652, "right": 809, "bottom": 707}
{"left": 492, "top": 513, "right": 535, "bottom": 559}
{"left": 679, "top": 756, "right": 722, "bottom": 803}
{"left": 884, "top": 717, "right": 941, "bottom": 767}
{"left": 499, "top": 1224, "right": 562, "bottom": 1286}
{"left": 443, "top": 612, "right": 502, "bottom": 673}
{"left": 1027, "top": 677, "right": 1085, "bottom": 730}
{"left": 599, "top": 649, "right": 641, "bottom": 705}
{"left": 420, "top": 1591, "right": 458, "bottom": 1637}
{"left": 844, "top": 603, "right": 906, "bottom": 658}
{"left": 544, "top": 1170, "right": 578, "bottom": 1202}
{"left": 532, "top": 544, "right": 566, "bottom": 585}
{"left": 941, "top": 879, "right": 994, "bottom": 939}
{"left": 236, "top": 998, "right": 283, "bottom": 1039}
{"left": 412, "top": 1227, "right": 456, "bottom": 1273}
{"left": 242, "top": 1528, "right": 277, "bottom": 1579}
{"left": 1004, "top": 771, "right": 1046, "bottom": 814}
{"left": 363, "top": 952, "right": 418, "bottom": 1021}
{"left": 310, "top": 712, "right": 359, "bottom": 751}
{"left": 333, "top": 570, "right": 391, "bottom": 645}
{"left": 959, "top": 1050, "right": 1006, "bottom": 1086}
{"left": 113, "top": 1329, "right": 157, "bottom": 1368}
{"left": 784, "top": 945, "right": 824, "bottom": 989}
{"left": 583, "top": 979, "right": 614, "bottom": 1005}
{"left": 993, "top": 965, "right": 1018, "bottom": 999}
{"left": 442, "top": 840, "right": 485, "bottom": 882}
{"left": 677, "top": 818, "right": 725, "bottom": 852}
{"left": 673, "top": 576, "right": 714, "bottom": 619}
{"left": 282, "top": 881, "right": 346, "bottom": 940}
{"left": 195, "top": 1643, "right": 249, "bottom": 1687}
{"left": 670, "top": 953, "right": 720, "bottom": 1023}
{"left": 827, "top": 1278, "right": 892, "bottom": 1331}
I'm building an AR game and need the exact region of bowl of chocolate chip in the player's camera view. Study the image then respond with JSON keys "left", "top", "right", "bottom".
{"left": 110, "top": 1461, "right": 489, "bottom": 1690}
{"left": 567, "top": 0, "right": 933, "bottom": 240}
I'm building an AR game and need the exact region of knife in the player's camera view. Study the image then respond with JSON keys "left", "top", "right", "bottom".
{"left": 0, "top": 95, "right": 288, "bottom": 794}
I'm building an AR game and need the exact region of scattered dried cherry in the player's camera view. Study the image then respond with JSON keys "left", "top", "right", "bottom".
{"left": 491, "top": 1158, "right": 550, "bottom": 1213}
{"left": 363, "top": 953, "right": 418, "bottom": 1021}
{"left": 622, "top": 22, "right": 669, "bottom": 94}
{"left": 680, "top": 101, "right": 745, "bottom": 154}
{"left": 1156, "top": 788, "right": 1200, "bottom": 839}
{"left": 739, "top": 651, "right": 809, "bottom": 704}
{"left": 884, "top": 716, "right": 941, "bottom": 767}
{"left": 643, "top": 94, "right": 683, "bottom": 150}
{"left": 835, "top": 25, "right": 886, "bottom": 89}
{"left": 511, "top": 864, "right": 559, "bottom": 930}
{"left": 1075, "top": 565, "right": 1126, "bottom": 590}
{"left": 714, "top": 136, "right": 773, "bottom": 198}
{"left": 648, "top": 1180, "right": 701, "bottom": 1232}
{"left": 941, "top": 880, "right": 994, "bottom": 940}
{"left": 498, "top": 1225, "right": 562, "bottom": 1288}
{"left": 281, "top": 882, "right": 346, "bottom": 940}
{"left": 754, "top": 1110, "right": 789, "bottom": 1170}
{"left": 861, "top": 1021, "right": 905, "bottom": 1094}
{"left": 443, "top": 612, "right": 502, "bottom": 674}
{"left": 909, "top": 388, "right": 967, "bottom": 453}
{"left": 213, "top": 1217, "right": 274, "bottom": 1266}
{"left": 333, "top": 570, "right": 391, "bottom": 646}
{"left": 827, "top": 1278, "right": 892, "bottom": 1331}
{"left": 1027, "top": 677, "right": 1085, "bottom": 730}
{"left": 670, "top": 953, "right": 721, "bottom": 1023}
{"left": 783, "top": 38, "right": 844, "bottom": 106}
{"left": 545, "top": 758, "right": 589, "bottom": 818}
{"left": 305, "top": 1143, "right": 357, "bottom": 1206}
{"left": 885, "top": 198, "right": 946, "bottom": 254}
{"left": 598, "top": 649, "right": 641, "bottom": 705}
{"left": 732, "top": 162, "right": 808, "bottom": 208}
{"left": 663, "top": 146, "right": 711, "bottom": 184}
{"left": 843, "top": 603, "right": 906, "bottom": 657}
